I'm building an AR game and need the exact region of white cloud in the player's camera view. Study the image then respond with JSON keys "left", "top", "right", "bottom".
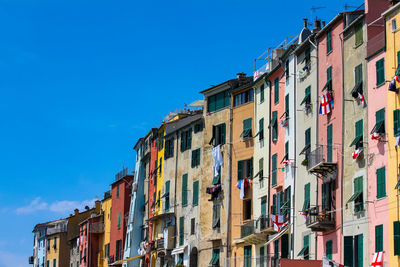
{"left": 16, "top": 197, "right": 98, "bottom": 215}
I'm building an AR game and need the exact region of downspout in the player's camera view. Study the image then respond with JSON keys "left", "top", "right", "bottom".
{"left": 266, "top": 78, "right": 272, "bottom": 262}
{"left": 314, "top": 35, "right": 319, "bottom": 260}
{"left": 292, "top": 54, "right": 297, "bottom": 260}
{"left": 339, "top": 24, "right": 345, "bottom": 261}
{"left": 226, "top": 83, "right": 233, "bottom": 263}
{"left": 174, "top": 131, "right": 179, "bottom": 247}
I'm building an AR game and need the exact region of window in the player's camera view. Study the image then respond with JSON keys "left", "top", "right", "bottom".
{"left": 394, "top": 109, "right": 400, "bottom": 136}
{"left": 272, "top": 111, "right": 278, "bottom": 140}
{"left": 179, "top": 216, "right": 184, "bottom": 246}
{"left": 394, "top": 221, "right": 400, "bottom": 255}
{"left": 375, "top": 225, "right": 383, "bottom": 252}
{"left": 297, "top": 235, "right": 309, "bottom": 259}
{"left": 274, "top": 78, "right": 279, "bottom": 104}
{"left": 355, "top": 235, "right": 363, "bottom": 267}
{"left": 209, "top": 123, "right": 226, "bottom": 146}
{"left": 303, "top": 183, "right": 310, "bottom": 212}
{"left": 243, "top": 199, "right": 252, "bottom": 221}
{"left": 241, "top": 118, "right": 252, "bottom": 139}
{"left": 284, "top": 186, "right": 291, "bottom": 220}
{"left": 53, "top": 259, "right": 56, "bottom": 267}
{"left": 351, "top": 64, "right": 363, "bottom": 98}
{"left": 117, "top": 212, "right": 121, "bottom": 229}
{"left": 281, "top": 234, "right": 289, "bottom": 258}
{"left": 192, "top": 180, "right": 199, "bottom": 206}
{"left": 244, "top": 245, "right": 252, "bottom": 267}
{"left": 272, "top": 154, "right": 277, "bottom": 186}
{"left": 285, "top": 60, "right": 290, "bottom": 79}
{"left": 323, "top": 66, "right": 333, "bottom": 91}
{"left": 305, "top": 47, "right": 311, "bottom": 65}
{"left": 116, "top": 184, "right": 120, "bottom": 198}
{"left": 371, "top": 108, "right": 385, "bottom": 135}
{"left": 376, "top": 58, "right": 385, "bottom": 86}
{"left": 47, "top": 261, "right": 49, "bottom": 267}
{"left": 350, "top": 120, "right": 363, "bottom": 149}
{"left": 191, "top": 148, "right": 201, "bottom": 168}
{"left": 180, "top": 128, "right": 192, "bottom": 152}
{"left": 300, "top": 86, "right": 311, "bottom": 106}
{"left": 105, "top": 243, "right": 109, "bottom": 259}
{"left": 322, "top": 181, "right": 334, "bottom": 211}
{"left": 157, "top": 133, "right": 164, "bottom": 150}
{"left": 260, "top": 247, "right": 265, "bottom": 267}
{"left": 355, "top": 23, "right": 363, "bottom": 46}
{"left": 212, "top": 202, "right": 221, "bottom": 230}
{"left": 326, "top": 240, "right": 333, "bottom": 260}
{"left": 164, "top": 138, "right": 174, "bottom": 159}
{"left": 327, "top": 124, "right": 333, "bottom": 162}
{"left": 208, "top": 90, "right": 230, "bottom": 112}
{"left": 163, "top": 181, "right": 170, "bottom": 211}
{"left": 191, "top": 218, "right": 195, "bottom": 235}
{"left": 285, "top": 94, "right": 289, "bottom": 118}
{"left": 344, "top": 236, "right": 353, "bottom": 267}
{"left": 234, "top": 89, "right": 253, "bottom": 107}
{"left": 177, "top": 253, "right": 184, "bottom": 265}
{"left": 347, "top": 177, "right": 363, "bottom": 212}
{"left": 53, "top": 237, "right": 57, "bottom": 250}
{"left": 274, "top": 240, "right": 279, "bottom": 260}
{"left": 210, "top": 248, "right": 220, "bottom": 267}
{"left": 376, "top": 167, "right": 386, "bottom": 199}
{"left": 182, "top": 174, "right": 188, "bottom": 206}
{"left": 237, "top": 158, "right": 253, "bottom": 180}
{"left": 282, "top": 141, "right": 289, "bottom": 163}
{"left": 159, "top": 158, "right": 162, "bottom": 174}
{"left": 260, "top": 84, "right": 265, "bottom": 103}
{"left": 194, "top": 121, "right": 203, "bottom": 133}
{"left": 261, "top": 197, "right": 267, "bottom": 216}
{"left": 327, "top": 29, "right": 332, "bottom": 54}
{"left": 258, "top": 158, "right": 264, "bottom": 188}
{"left": 391, "top": 18, "right": 397, "bottom": 33}
{"left": 258, "top": 118, "right": 264, "bottom": 141}
{"left": 212, "top": 168, "right": 221, "bottom": 185}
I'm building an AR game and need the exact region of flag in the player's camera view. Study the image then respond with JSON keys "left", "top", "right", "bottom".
{"left": 396, "top": 74, "right": 400, "bottom": 83}
{"left": 389, "top": 78, "right": 397, "bottom": 92}
{"left": 282, "top": 159, "right": 290, "bottom": 165}
{"left": 371, "top": 132, "right": 381, "bottom": 140}
{"left": 370, "top": 252, "right": 383, "bottom": 267}
{"left": 320, "top": 93, "right": 332, "bottom": 115}
{"left": 322, "top": 256, "right": 344, "bottom": 267}
{"left": 352, "top": 148, "right": 363, "bottom": 159}
{"left": 271, "top": 214, "right": 285, "bottom": 232}
{"left": 327, "top": 91, "right": 334, "bottom": 109}
{"left": 299, "top": 211, "right": 308, "bottom": 221}
{"left": 358, "top": 92, "right": 365, "bottom": 106}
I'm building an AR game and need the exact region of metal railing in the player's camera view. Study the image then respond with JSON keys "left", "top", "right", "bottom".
{"left": 46, "top": 226, "right": 67, "bottom": 235}
{"left": 240, "top": 216, "right": 269, "bottom": 238}
{"left": 115, "top": 167, "right": 135, "bottom": 181}
{"left": 306, "top": 206, "right": 335, "bottom": 231}
{"left": 307, "top": 145, "right": 337, "bottom": 171}
{"left": 89, "top": 222, "right": 104, "bottom": 233}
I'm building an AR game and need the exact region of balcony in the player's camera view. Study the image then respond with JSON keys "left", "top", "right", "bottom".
{"left": 46, "top": 226, "right": 66, "bottom": 235}
{"left": 307, "top": 145, "right": 337, "bottom": 176}
{"left": 28, "top": 256, "right": 34, "bottom": 264}
{"left": 89, "top": 222, "right": 104, "bottom": 233}
{"left": 115, "top": 167, "right": 135, "bottom": 181}
{"left": 155, "top": 238, "right": 164, "bottom": 250}
{"left": 240, "top": 216, "right": 274, "bottom": 244}
{"left": 306, "top": 206, "right": 335, "bottom": 232}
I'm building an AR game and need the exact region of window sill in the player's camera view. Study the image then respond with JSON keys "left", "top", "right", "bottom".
{"left": 354, "top": 42, "right": 363, "bottom": 49}
{"left": 327, "top": 50, "right": 333, "bottom": 56}
{"left": 376, "top": 82, "right": 385, "bottom": 88}
{"left": 376, "top": 195, "right": 387, "bottom": 200}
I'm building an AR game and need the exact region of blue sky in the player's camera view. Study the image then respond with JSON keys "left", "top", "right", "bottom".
{"left": 0, "top": 0, "right": 362, "bottom": 266}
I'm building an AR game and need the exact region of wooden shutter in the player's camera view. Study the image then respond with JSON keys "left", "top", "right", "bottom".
{"left": 376, "top": 58, "right": 385, "bottom": 86}
{"left": 304, "top": 183, "right": 310, "bottom": 210}
{"left": 327, "top": 124, "right": 333, "bottom": 162}
{"left": 260, "top": 84, "right": 265, "bottom": 103}
{"left": 305, "top": 128, "right": 311, "bottom": 147}
{"left": 285, "top": 94, "right": 289, "bottom": 115}
{"left": 272, "top": 154, "right": 277, "bottom": 186}
{"left": 191, "top": 150, "right": 195, "bottom": 168}
{"left": 355, "top": 23, "right": 363, "bottom": 46}
{"left": 179, "top": 216, "right": 184, "bottom": 246}
{"left": 117, "top": 212, "right": 121, "bottom": 229}
{"left": 394, "top": 221, "right": 400, "bottom": 255}
{"left": 261, "top": 198, "right": 267, "bottom": 216}
{"left": 272, "top": 111, "right": 278, "bottom": 140}
{"left": 281, "top": 234, "right": 289, "bottom": 258}
{"left": 355, "top": 64, "right": 363, "bottom": 87}
{"left": 193, "top": 181, "right": 199, "bottom": 206}
{"left": 274, "top": 78, "right": 279, "bottom": 104}
{"left": 187, "top": 129, "right": 192, "bottom": 149}
{"left": 182, "top": 174, "right": 188, "bottom": 206}
{"left": 357, "top": 234, "right": 363, "bottom": 267}
{"left": 326, "top": 240, "right": 333, "bottom": 260}
{"left": 220, "top": 123, "right": 226, "bottom": 145}
{"left": 165, "top": 181, "right": 170, "bottom": 211}
{"left": 238, "top": 160, "right": 243, "bottom": 180}
{"left": 394, "top": 109, "right": 400, "bottom": 136}
{"left": 375, "top": 225, "right": 383, "bottom": 252}
{"left": 327, "top": 29, "right": 332, "bottom": 53}
{"left": 272, "top": 194, "right": 277, "bottom": 215}
{"left": 376, "top": 167, "right": 386, "bottom": 199}
{"left": 356, "top": 119, "right": 363, "bottom": 138}
{"left": 180, "top": 132, "right": 185, "bottom": 152}
{"left": 322, "top": 183, "right": 326, "bottom": 210}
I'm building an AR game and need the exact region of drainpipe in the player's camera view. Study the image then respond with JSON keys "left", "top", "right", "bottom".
{"left": 292, "top": 54, "right": 297, "bottom": 260}
{"left": 174, "top": 131, "right": 179, "bottom": 248}
{"left": 339, "top": 23, "right": 345, "bottom": 261}
{"left": 226, "top": 83, "right": 233, "bottom": 264}
{"left": 266, "top": 78, "right": 272, "bottom": 262}
{"left": 315, "top": 35, "right": 319, "bottom": 260}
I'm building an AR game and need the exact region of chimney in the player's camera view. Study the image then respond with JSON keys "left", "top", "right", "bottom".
{"left": 322, "top": 21, "right": 326, "bottom": 27}
{"left": 303, "top": 18, "right": 308, "bottom": 28}
{"left": 314, "top": 19, "right": 321, "bottom": 30}
{"left": 236, "top": 72, "right": 246, "bottom": 80}
{"left": 85, "top": 206, "right": 90, "bottom": 211}
{"left": 95, "top": 200, "right": 101, "bottom": 213}
{"left": 74, "top": 209, "right": 79, "bottom": 215}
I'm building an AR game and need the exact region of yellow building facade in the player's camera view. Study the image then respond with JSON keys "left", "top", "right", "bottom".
{"left": 384, "top": 3, "right": 400, "bottom": 266}
{"left": 45, "top": 220, "right": 69, "bottom": 267}
{"left": 98, "top": 192, "right": 112, "bottom": 267}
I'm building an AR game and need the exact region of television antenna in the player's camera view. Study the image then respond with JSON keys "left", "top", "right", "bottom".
{"left": 344, "top": 3, "right": 358, "bottom": 10}
{"left": 310, "top": 6, "right": 326, "bottom": 26}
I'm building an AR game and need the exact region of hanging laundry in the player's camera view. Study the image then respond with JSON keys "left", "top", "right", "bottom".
{"left": 282, "top": 159, "right": 290, "bottom": 166}
{"left": 396, "top": 136, "right": 400, "bottom": 148}
{"left": 212, "top": 145, "right": 223, "bottom": 177}
{"left": 358, "top": 92, "right": 365, "bottom": 106}
{"left": 371, "top": 132, "right": 382, "bottom": 141}
{"left": 240, "top": 179, "right": 245, "bottom": 199}
{"left": 389, "top": 78, "right": 398, "bottom": 92}
{"left": 299, "top": 211, "right": 308, "bottom": 221}
{"left": 352, "top": 148, "right": 363, "bottom": 159}
{"left": 396, "top": 74, "right": 400, "bottom": 83}
{"left": 370, "top": 252, "right": 383, "bottom": 267}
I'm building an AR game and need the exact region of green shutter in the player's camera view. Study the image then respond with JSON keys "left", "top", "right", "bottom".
{"left": 326, "top": 240, "right": 333, "bottom": 260}
{"left": 116, "top": 184, "right": 119, "bottom": 198}
{"left": 191, "top": 150, "right": 195, "bottom": 168}
{"left": 394, "top": 221, "right": 400, "bottom": 255}
{"left": 260, "top": 247, "right": 265, "bottom": 267}
{"left": 281, "top": 234, "right": 289, "bottom": 258}
{"left": 165, "top": 181, "right": 170, "bottom": 211}
{"left": 394, "top": 109, "right": 400, "bottom": 136}
{"left": 285, "top": 142, "right": 289, "bottom": 158}
{"left": 193, "top": 181, "right": 199, "bottom": 206}
{"left": 398, "top": 51, "right": 400, "bottom": 68}
{"left": 322, "top": 183, "right": 326, "bottom": 210}
{"left": 179, "top": 216, "right": 184, "bottom": 246}
{"left": 357, "top": 234, "right": 363, "bottom": 267}
{"left": 272, "top": 194, "right": 276, "bottom": 215}
{"left": 260, "top": 84, "right": 265, "bottom": 103}
{"left": 180, "top": 132, "right": 185, "bottom": 152}
{"left": 375, "top": 225, "right": 383, "bottom": 252}
{"left": 355, "top": 64, "right": 363, "bottom": 87}
{"left": 182, "top": 174, "right": 188, "bottom": 206}
{"left": 327, "top": 124, "right": 333, "bottom": 162}
{"left": 259, "top": 118, "right": 264, "bottom": 140}
{"left": 303, "top": 183, "right": 310, "bottom": 211}
{"left": 244, "top": 245, "right": 252, "bottom": 267}
{"left": 274, "top": 78, "right": 279, "bottom": 104}
{"left": 261, "top": 198, "right": 267, "bottom": 216}
{"left": 376, "top": 58, "right": 385, "bottom": 86}
{"left": 272, "top": 154, "right": 277, "bottom": 186}
{"left": 355, "top": 23, "right": 363, "bottom": 46}
{"left": 272, "top": 111, "right": 278, "bottom": 140}
{"left": 300, "top": 86, "right": 311, "bottom": 105}
{"left": 187, "top": 129, "right": 192, "bottom": 149}
{"left": 238, "top": 160, "right": 243, "bottom": 180}
{"left": 376, "top": 167, "right": 386, "bottom": 199}
{"left": 327, "top": 66, "right": 332, "bottom": 83}
{"left": 285, "top": 94, "right": 289, "bottom": 115}
{"left": 117, "top": 212, "right": 121, "bottom": 229}
{"left": 53, "top": 259, "right": 56, "bottom": 267}
{"left": 305, "top": 128, "right": 311, "bottom": 147}
{"left": 327, "top": 29, "right": 332, "bottom": 54}
{"left": 344, "top": 236, "right": 353, "bottom": 267}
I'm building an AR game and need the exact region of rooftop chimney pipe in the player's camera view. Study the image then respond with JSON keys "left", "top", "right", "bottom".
{"left": 304, "top": 18, "right": 308, "bottom": 28}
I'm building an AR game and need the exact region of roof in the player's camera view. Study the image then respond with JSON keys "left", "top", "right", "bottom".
{"left": 200, "top": 76, "right": 253, "bottom": 95}
{"left": 165, "top": 112, "right": 203, "bottom": 136}
{"left": 316, "top": 10, "right": 364, "bottom": 39}
{"left": 382, "top": 1, "right": 400, "bottom": 17}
